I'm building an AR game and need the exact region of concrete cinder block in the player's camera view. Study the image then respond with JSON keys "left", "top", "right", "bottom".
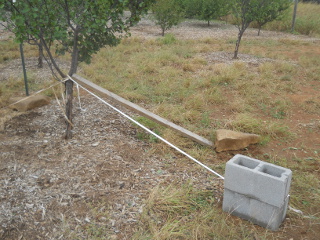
{"left": 223, "top": 189, "right": 289, "bottom": 231}
{"left": 224, "top": 154, "right": 292, "bottom": 207}
{"left": 222, "top": 154, "right": 292, "bottom": 231}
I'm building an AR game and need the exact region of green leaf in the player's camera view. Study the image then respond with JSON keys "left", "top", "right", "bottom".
{"left": 2, "top": 0, "right": 153, "bottom": 76}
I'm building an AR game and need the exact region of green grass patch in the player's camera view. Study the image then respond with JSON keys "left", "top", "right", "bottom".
{"left": 157, "top": 33, "right": 177, "bottom": 45}
{"left": 133, "top": 116, "right": 164, "bottom": 143}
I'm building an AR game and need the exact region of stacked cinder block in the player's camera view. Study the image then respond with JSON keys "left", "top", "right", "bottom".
{"left": 222, "top": 154, "right": 292, "bottom": 231}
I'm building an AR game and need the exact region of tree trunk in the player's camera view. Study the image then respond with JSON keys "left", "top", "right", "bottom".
{"left": 39, "top": 35, "right": 76, "bottom": 140}
{"left": 161, "top": 27, "right": 165, "bottom": 36}
{"left": 234, "top": 29, "right": 244, "bottom": 59}
{"left": 64, "top": 29, "right": 79, "bottom": 139}
{"left": 38, "top": 41, "right": 43, "bottom": 68}
{"left": 65, "top": 79, "right": 73, "bottom": 139}
{"left": 258, "top": 26, "right": 261, "bottom": 36}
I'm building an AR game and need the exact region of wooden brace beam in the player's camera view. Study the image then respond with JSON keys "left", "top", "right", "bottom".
{"left": 72, "top": 74, "right": 214, "bottom": 147}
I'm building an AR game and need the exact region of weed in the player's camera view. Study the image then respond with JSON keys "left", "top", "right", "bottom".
{"left": 200, "top": 112, "right": 210, "bottom": 128}
{"left": 271, "top": 110, "right": 286, "bottom": 119}
{"left": 280, "top": 74, "right": 291, "bottom": 82}
{"left": 206, "top": 87, "right": 225, "bottom": 104}
{"left": 157, "top": 33, "right": 177, "bottom": 45}
{"left": 133, "top": 116, "right": 163, "bottom": 143}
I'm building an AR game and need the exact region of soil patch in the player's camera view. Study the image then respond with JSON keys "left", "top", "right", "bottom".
{"left": 0, "top": 95, "right": 223, "bottom": 239}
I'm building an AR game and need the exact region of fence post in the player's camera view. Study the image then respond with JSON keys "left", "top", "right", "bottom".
{"left": 291, "top": 0, "right": 299, "bottom": 33}
{"left": 19, "top": 43, "right": 29, "bottom": 96}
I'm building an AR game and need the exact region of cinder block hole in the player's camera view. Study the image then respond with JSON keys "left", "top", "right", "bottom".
{"left": 235, "top": 157, "right": 259, "bottom": 169}
{"left": 259, "top": 165, "right": 285, "bottom": 178}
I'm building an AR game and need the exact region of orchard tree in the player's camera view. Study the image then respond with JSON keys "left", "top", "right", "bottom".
{"left": 182, "top": 0, "right": 203, "bottom": 19}
{"left": 0, "top": 4, "right": 44, "bottom": 67}
{"left": 0, "top": 0, "right": 154, "bottom": 139}
{"left": 256, "top": 0, "right": 290, "bottom": 36}
{"left": 231, "top": 0, "right": 262, "bottom": 59}
{"left": 127, "top": 0, "right": 153, "bottom": 26}
{"left": 231, "top": 0, "right": 290, "bottom": 59}
{"left": 200, "top": 0, "right": 231, "bottom": 26}
{"left": 151, "top": 0, "right": 184, "bottom": 36}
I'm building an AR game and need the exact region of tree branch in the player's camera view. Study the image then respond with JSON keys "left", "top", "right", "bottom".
{"left": 40, "top": 37, "right": 66, "bottom": 78}
{"left": 64, "top": 0, "right": 76, "bottom": 31}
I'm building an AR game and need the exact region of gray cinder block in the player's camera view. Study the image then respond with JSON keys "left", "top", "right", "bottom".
{"left": 222, "top": 154, "right": 292, "bottom": 231}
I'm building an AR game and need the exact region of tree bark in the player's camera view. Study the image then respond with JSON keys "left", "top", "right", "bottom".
{"left": 38, "top": 41, "right": 43, "bottom": 68}
{"left": 64, "top": 28, "right": 79, "bottom": 139}
{"left": 161, "top": 27, "right": 165, "bottom": 36}
{"left": 234, "top": 29, "right": 244, "bottom": 59}
{"left": 40, "top": 37, "right": 66, "bottom": 78}
{"left": 69, "top": 32, "right": 79, "bottom": 76}
{"left": 38, "top": 34, "right": 74, "bottom": 140}
{"left": 234, "top": 20, "right": 251, "bottom": 59}
{"left": 65, "top": 80, "right": 73, "bottom": 139}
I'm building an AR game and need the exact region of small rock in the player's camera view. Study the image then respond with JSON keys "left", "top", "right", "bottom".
{"left": 215, "top": 129, "right": 260, "bottom": 152}
{"left": 110, "top": 219, "right": 116, "bottom": 227}
{"left": 26, "top": 203, "right": 34, "bottom": 208}
{"left": 138, "top": 205, "right": 144, "bottom": 213}
{"left": 115, "top": 203, "right": 122, "bottom": 211}
{"left": 91, "top": 142, "right": 100, "bottom": 147}
{"left": 127, "top": 218, "right": 137, "bottom": 223}
{"left": 9, "top": 95, "right": 50, "bottom": 112}
{"left": 119, "top": 181, "right": 125, "bottom": 189}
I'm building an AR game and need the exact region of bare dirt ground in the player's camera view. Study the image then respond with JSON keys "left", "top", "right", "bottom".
{"left": 1, "top": 19, "right": 320, "bottom": 240}
{"left": 0, "top": 95, "right": 225, "bottom": 240}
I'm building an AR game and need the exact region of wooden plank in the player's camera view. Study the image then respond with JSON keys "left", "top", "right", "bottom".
{"left": 72, "top": 74, "right": 214, "bottom": 147}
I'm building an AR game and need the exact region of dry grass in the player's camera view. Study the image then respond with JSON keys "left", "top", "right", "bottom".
{"left": 82, "top": 35, "right": 309, "bottom": 140}
{"left": 1, "top": 14, "right": 320, "bottom": 239}
{"left": 133, "top": 183, "right": 276, "bottom": 240}
{"left": 0, "top": 108, "right": 23, "bottom": 131}
{"left": 79, "top": 32, "right": 320, "bottom": 238}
